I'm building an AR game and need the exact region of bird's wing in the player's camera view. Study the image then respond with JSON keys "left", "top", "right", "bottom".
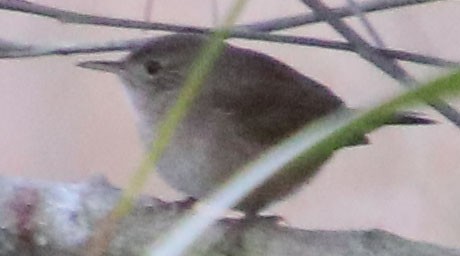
{"left": 203, "top": 47, "right": 345, "bottom": 146}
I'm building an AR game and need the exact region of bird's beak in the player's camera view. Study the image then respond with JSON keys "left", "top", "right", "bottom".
{"left": 77, "top": 60, "right": 123, "bottom": 74}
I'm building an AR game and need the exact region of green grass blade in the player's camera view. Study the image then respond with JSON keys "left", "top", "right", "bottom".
{"left": 112, "top": 0, "right": 249, "bottom": 225}
{"left": 148, "top": 69, "right": 460, "bottom": 256}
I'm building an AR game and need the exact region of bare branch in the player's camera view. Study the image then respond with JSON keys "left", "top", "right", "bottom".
{"left": 0, "top": 38, "right": 32, "bottom": 51}
{"left": 0, "top": 36, "right": 458, "bottom": 69}
{"left": 211, "top": 0, "right": 219, "bottom": 26}
{"left": 241, "top": 0, "right": 443, "bottom": 32}
{"left": 0, "top": 0, "right": 457, "bottom": 69}
{"left": 0, "top": 0, "right": 207, "bottom": 33}
{"left": 300, "top": 0, "right": 460, "bottom": 128}
{"left": 143, "top": 0, "right": 155, "bottom": 23}
{"left": 0, "top": 38, "right": 147, "bottom": 58}
{"left": 0, "top": 176, "right": 458, "bottom": 255}
{"left": 0, "top": 0, "right": 442, "bottom": 33}
{"left": 345, "top": 0, "right": 386, "bottom": 47}
{"left": 0, "top": 0, "right": 458, "bottom": 123}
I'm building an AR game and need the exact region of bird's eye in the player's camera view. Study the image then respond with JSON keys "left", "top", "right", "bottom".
{"left": 145, "top": 60, "right": 162, "bottom": 75}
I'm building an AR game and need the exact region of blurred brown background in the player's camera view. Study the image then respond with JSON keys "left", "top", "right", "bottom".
{"left": 1, "top": 0, "right": 459, "bottom": 247}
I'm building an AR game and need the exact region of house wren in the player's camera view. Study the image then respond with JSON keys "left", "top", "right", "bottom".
{"left": 78, "top": 33, "right": 433, "bottom": 215}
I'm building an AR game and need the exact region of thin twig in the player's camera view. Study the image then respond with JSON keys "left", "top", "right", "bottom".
{"left": 0, "top": 35, "right": 458, "bottom": 68}
{"left": 0, "top": 0, "right": 206, "bottom": 33}
{"left": 345, "top": 0, "right": 386, "bottom": 47}
{"left": 143, "top": 0, "right": 155, "bottom": 23}
{"left": 0, "top": 38, "right": 147, "bottom": 58}
{"left": 0, "top": 0, "right": 456, "bottom": 68}
{"left": 211, "top": 0, "right": 219, "bottom": 26}
{"left": 301, "top": 0, "right": 460, "bottom": 127}
{"left": 241, "top": 0, "right": 442, "bottom": 32}
{"left": 0, "top": 0, "right": 441, "bottom": 33}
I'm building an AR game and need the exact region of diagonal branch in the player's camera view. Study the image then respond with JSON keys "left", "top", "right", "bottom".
{"left": 241, "top": 0, "right": 443, "bottom": 32}
{"left": 0, "top": 0, "right": 207, "bottom": 33}
{"left": 0, "top": 0, "right": 441, "bottom": 32}
{"left": 300, "top": 0, "right": 460, "bottom": 128}
{"left": 0, "top": 35, "right": 457, "bottom": 68}
{"left": 1, "top": 0, "right": 458, "bottom": 123}
{"left": 0, "top": 0, "right": 457, "bottom": 68}
{"left": 345, "top": 0, "right": 386, "bottom": 47}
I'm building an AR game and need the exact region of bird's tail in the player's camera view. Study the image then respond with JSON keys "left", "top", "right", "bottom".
{"left": 336, "top": 110, "right": 434, "bottom": 147}
{"left": 385, "top": 111, "right": 436, "bottom": 125}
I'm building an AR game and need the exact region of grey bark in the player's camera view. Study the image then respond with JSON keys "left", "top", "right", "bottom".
{"left": 0, "top": 176, "right": 458, "bottom": 256}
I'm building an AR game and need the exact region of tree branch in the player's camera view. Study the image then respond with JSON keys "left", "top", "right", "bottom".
{"left": 300, "top": 0, "right": 460, "bottom": 128}
{"left": 0, "top": 176, "right": 458, "bottom": 256}
{"left": 0, "top": 0, "right": 457, "bottom": 68}
{"left": 0, "top": 0, "right": 443, "bottom": 33}
{"left": 0, "top": 35, "right": 458, "bottom": 69}
{"left": 241, "top": 0, "right": 443, "bottom": 32}
{"left": 345, "top": 0, "right": 386, "bottom": 47}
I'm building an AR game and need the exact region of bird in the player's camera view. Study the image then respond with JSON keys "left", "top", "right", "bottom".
{"left": 78, "top": 33, "right": 433, "bottom": 216}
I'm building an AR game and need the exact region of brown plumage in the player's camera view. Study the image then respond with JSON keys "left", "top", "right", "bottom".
{"left": 78, "top": 33, "right": 433, "bottom": 214}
